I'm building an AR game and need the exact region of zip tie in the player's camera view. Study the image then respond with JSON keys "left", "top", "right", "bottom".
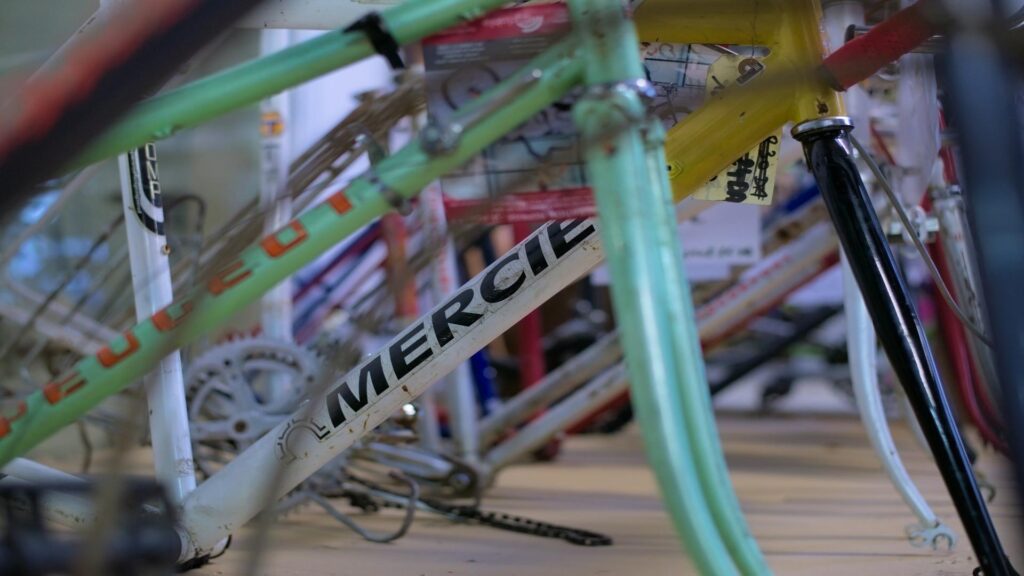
{"left": 344, "top": 13, "right": 405, "bottom": 70}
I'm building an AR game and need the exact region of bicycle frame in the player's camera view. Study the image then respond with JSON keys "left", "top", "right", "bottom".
{"left": 2, "top": 1, "right": 770, "bottom": 571}
{"left": 2, "top": 0, "right": 1010, "bottom": 572}
{"left": 479, "top": 216, "right": 839, "bottom": 476}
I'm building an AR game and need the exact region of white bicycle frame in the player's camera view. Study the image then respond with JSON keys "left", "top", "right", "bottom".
{"left": 1, "top": 0, "right": 970, "bottom": 566}
{"left": 0, "top": 188, "right": 835, "bottom": 560}
{"left": 1, "top": 215, "right": 600, "bottom": 557}
{"left": 825, "top": 0, "right": 953, "bottom": 549}
{"left": 480, "top": 218, "right": 840, "bottom": 476}
{"left": 117, "top": 144, "right": 198, "bottom": 503}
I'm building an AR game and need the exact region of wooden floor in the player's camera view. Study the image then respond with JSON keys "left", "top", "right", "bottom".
{"left": 195, "top": 414, "right": 1022, "bottom": 575}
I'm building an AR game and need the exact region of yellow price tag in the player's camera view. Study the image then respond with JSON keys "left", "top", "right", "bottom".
{"left": 694, "top": 54, "right": 781, "bottom": 206}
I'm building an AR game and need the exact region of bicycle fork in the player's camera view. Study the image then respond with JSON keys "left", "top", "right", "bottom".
{"left": 793, "top": 117, "right": 1014, "bottom": 576}
{"left": 569, "top": 0, "right": 767, "bottom": 573}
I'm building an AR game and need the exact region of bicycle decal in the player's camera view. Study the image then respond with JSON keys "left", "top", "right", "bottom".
{"left": 323, "top": 219, "right": 595, "bottom": 429}
{"left": 270, "top": 218, "right": 598, "bottom": 466}
{"left": 126, "top": 143, "right": 165, "bottom": 235}
{"left": 697, "top": 55, "right": 781, "bottom": 205}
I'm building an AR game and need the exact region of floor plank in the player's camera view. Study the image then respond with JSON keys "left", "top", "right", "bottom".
{"left": 194, "top": 414, "right": 1022, "bottom": 575}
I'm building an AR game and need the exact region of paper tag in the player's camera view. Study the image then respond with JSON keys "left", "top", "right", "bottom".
{"left": 679, "top": 201, "right": 762, "bottom": 266}
{"left": 693, "top": 55, "right": 781, "bottom": 205}
{"left": 592, "top": 201, "right": 762, "bottom": 286}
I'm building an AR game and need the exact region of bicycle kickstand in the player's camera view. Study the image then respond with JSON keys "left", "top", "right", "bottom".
{"left": 792, "top": 117, "right": 1017, "bottom": 576}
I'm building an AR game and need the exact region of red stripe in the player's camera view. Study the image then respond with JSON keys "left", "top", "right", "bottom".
{"left": 0, "top": 0, "right": 202, "bottom": 160}
{"left": 926, "top": 197, "right": 1008, "bottom": 453}
{"left": 822, "top": 1, "right": 940, "bottom": 91}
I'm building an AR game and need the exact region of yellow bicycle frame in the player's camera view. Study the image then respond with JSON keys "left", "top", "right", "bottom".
{"left": 635, "top": 0, "right": 845, "bottom": 200}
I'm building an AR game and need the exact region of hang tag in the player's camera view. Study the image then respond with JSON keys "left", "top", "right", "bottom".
{"left": 693, "top": 55, "right": 781, "bottom": 206}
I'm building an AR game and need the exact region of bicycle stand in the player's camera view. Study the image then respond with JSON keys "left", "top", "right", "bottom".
{"left": 792, "top": 117, "right": 1016, "bottom": 576}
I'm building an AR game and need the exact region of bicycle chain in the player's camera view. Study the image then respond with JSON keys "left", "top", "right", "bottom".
{"left": 347, "top": 475, "right": 612, "bottom": 547}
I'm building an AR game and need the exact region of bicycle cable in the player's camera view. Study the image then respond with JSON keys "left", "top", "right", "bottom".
{"left": 849, "top": 132, "right": 994, "bottom": 348}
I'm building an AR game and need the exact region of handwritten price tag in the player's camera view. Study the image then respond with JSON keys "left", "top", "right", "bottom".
{"left": 694, "top": 54, "right": 781, "bottom": 206}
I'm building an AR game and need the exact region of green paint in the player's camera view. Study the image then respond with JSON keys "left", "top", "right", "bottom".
{"left": 70, "top": 0, "right": 512, "bottom": 169}
{"left": 4, "top": 2, "right": 773, "bottom": 573}
{"left": 0, "top": 40, "right": 581, "bottom": 466}
{"left": 569, "top": 0, "right": 768, "bottom": 573}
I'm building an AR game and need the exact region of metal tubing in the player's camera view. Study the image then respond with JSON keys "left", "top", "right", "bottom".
{"left": 709, "top": 305, "right": 838, "bottom": 397}
{"left": 3, "top": 273, "right": 121, "bottom": 345}
{"left": 841, "top": 254, "right": 953, "bottom": 548}
{"left": 0, "top": 167, "right": 100, "bottom": 271}
{"left": 931, "top": 188, "right": 1002, "bottom": 416}
{"left": 415, "top": 389, "right": 443, "bottom": 453}
{"left": 117, "top": 144, "right": 197, "bottom": 503}
{"left": 823, "top": 3, "right": 951, "bottom": 549}
{"left": 440, "top": 360, "right": 479, "bottom": 463}
{"left": 0, "top": 459, "right": 95, "bottom": 528}
{"left": 484, "top": 365, "right": 629, "bottom": 472}
{"left": 943, "top": 23, "right": 1024, "bottom": 556}
{"left": 0, "top": 301, "right": 104, "bottom": 356}
{"left": 258, "top": 29, "right": 298, "bottom": 407}
{"left": 570, "top": 0, "right": 765, "bottom": 572}
{"left": 258, "top": 29, "right": 296, "bottom": 347}
{"left": 1, "top": 458, "right": 86, "bottom": 485}
{"left": 177, "top": 218, "right": 607, "bottom": 558}
{"left": 478, "top": 330, "right": 622, "bottom": 448}
{"left": 0, "top": 44, "right": 583, "bottom": 466}
{"left": 0, "top": 482, "right": 94, "bottom": 530}
{"left": 485, "top": 219, "right": 841, "bottom": 471}
{"left": 795, "top": 119, "right": 1012, "bottom": 575}
{"left": 71, "top": 0, "right": 512, "bottom": 168}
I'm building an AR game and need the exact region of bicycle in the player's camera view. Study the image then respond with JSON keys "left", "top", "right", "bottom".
{"left": 0, "top": 0, "right": 1016, "bottom": 574}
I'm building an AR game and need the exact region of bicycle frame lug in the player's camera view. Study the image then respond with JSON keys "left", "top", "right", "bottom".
{"left": 12, "top": 1, "right": 1017, "bottom": 571}
{"left": 582, "top": 78, "right": 658, "bottom": 109}
{"left": 419, "top": 121, "right": 463, "bottom": 155}
{"left": 573, "top": 83, "right": 650, "bottom": 144}
{"left": 354, "top": 131, "right": 389, "bottom": 166}
{"left": 790, "top": 115, "right": 854, "bottom": 140}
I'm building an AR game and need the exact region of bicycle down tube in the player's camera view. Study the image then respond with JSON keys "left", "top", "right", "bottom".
{"left": 0, "top": 39, "right": 584, "bottom": 464}
{"left": 0, "top": 16, "right": 759, "bottom": 573}
{"left": 0, "top": 0, "right": 967, "bottom": 572}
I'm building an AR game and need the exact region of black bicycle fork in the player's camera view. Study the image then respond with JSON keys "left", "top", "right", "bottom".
{"left": 793, "top": 117, "right": 1016, "bottom": 576}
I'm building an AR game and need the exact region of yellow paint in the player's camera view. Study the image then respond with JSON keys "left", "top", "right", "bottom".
{"left": 260, "top": 111, "right": 285, "bottom": 138}
{"left": 634, "top": 0, "right": 844, "bottom": 202}
{"left": 694, "top": 54, "right": 782, "bottom": 205}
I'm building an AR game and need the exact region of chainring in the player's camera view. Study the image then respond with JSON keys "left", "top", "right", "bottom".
{"left": 185, "top": 337, "right": 320, "bottom": 477}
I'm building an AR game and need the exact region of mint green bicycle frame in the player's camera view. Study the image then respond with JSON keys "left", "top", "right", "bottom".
{"left": 0, "top": 0, "right": 775, "bottom": 572}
